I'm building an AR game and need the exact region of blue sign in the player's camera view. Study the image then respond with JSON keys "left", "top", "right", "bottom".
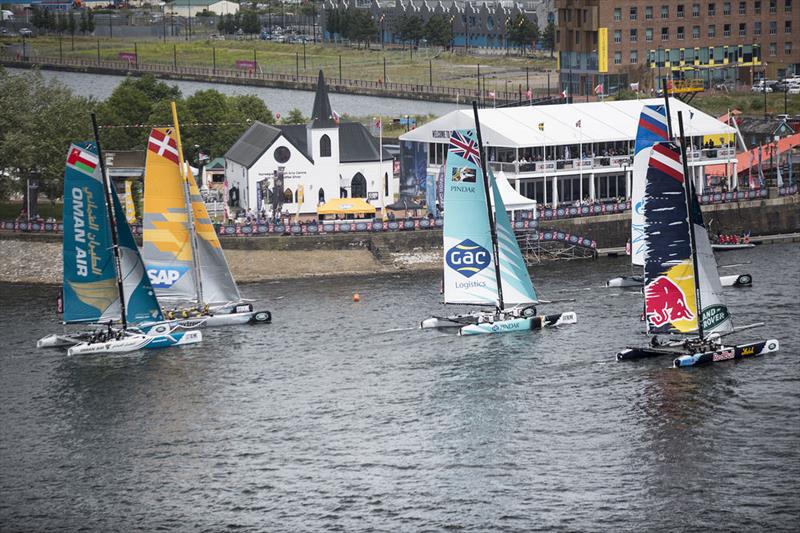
{"left": 147, "top": 266, "right": 189, "bottom": 289}
{"left": 446, "top": 239, "right": 491, "bottom": 278}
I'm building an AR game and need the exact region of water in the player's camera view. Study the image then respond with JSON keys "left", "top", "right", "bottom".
{"left": 1, "top": 244, "right": 798, "bottom": 531}
{"left": 7, "top": 67, "right": 457, "bottom": 117}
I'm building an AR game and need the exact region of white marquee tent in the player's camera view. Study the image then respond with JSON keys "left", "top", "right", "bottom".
{"left": 400, "top": 98, "right": 735, "bottom": 148}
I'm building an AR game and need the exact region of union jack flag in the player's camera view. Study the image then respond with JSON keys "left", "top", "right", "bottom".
{"left": 448, "top": 130, "right": 481, "bottom": 167}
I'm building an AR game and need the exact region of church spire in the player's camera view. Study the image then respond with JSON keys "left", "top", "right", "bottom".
{"left": 310, "top": 70, "right": 337, "bottom": 128}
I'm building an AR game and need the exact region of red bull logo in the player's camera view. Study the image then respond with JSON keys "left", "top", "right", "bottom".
{"left": 645, "top": 276, "right": 695, "bottom": 327}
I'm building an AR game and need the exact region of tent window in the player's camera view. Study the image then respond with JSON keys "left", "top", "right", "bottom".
{"left": 284, "top": 188, "right": 293, "bottom": 203}
{"left": 351, "top": 173, "right": 367, "bottom": 198}
{"left": 320, "top": 134, "right": 331, "bottom": 157}
{"left": 318, "top": 188, "right": 325, "bottom": 204}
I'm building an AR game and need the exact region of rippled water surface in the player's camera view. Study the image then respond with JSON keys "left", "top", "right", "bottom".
{"left": 1, "top": 243, "right": 798, "bottom": 531}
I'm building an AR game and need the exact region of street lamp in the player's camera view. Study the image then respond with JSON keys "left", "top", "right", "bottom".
{"left": 449, "top": 15, "right": 454, "bottom": 51}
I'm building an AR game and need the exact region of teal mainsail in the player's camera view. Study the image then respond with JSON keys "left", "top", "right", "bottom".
{"left": 111, "top": 185, "right": 164, "bottom": 324}
{"left": 490, "top": 169, "right": 537, "bottom": 305}
{"left": 442, "top": 129, "right": 498, "bottom": 305}
{"left": 62, "top": 142, "right": 121, "bottom": 324}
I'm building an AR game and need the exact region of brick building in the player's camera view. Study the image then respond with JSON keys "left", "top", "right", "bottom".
{"left": 556, "top": 0, "right": 800, "bottom": 96}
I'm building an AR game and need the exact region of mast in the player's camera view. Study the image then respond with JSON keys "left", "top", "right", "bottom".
{"left": 661, "top": 78, "right": 673, "bottom": 139}
{"left": 91, "top": 113, "right": 127, "bottom": 330}
{"left": 472, "top": 100, "right": 504, "bottom": 311}
{"left": 170, "top": 101, "right": 204, "bottom": 307}
{"left": 677, "top": 111, "right": 704, "bottom": 340}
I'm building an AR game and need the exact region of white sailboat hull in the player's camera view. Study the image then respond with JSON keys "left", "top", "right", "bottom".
{"left": 712, "top": 243, "right": 756, "bottom": 251}
{"left": 67, "top": 329, "right": 202, "bottom": 356}
{"left": 606, "top": 273, "right": 752, "bottom": 288}
{"left": 37, "top": 332, "right": 95, "bottom": 348}
{"left": 606, "top": 276, "right": 643, "bottom": 288}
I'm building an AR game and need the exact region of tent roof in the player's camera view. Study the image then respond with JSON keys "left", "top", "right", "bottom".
{"left": 386, "top": 198, "right": 422, "bottom": 210}
{"left": 317, "top": 197, "right": 376, "bottom": 215}
{"left": 399, "top": 98, "right": 735, "bottom": 148}
{"left": 493, "top": 171, "right": 537, "bottom": 212}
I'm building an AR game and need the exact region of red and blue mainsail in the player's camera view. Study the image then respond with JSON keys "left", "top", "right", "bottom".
{"left": 643, "top": 142, "right": 732, "bottom": 335}
{"left": 631, "top": 104, "right": 669, "bottom": 266}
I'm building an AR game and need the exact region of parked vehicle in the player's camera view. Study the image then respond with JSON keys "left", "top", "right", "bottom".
{"left": 18, "top": 27, "right": 33, "bottom": 37}
{"left": 751, "top": 82, "right": 773, "bottom": 93}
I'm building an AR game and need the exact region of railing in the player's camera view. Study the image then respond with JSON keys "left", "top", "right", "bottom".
{"left": 0, "top": 53, "right": 564, "bottom": 105}
{"left": 538, "top": 201, "right": 631, "bottom": 220}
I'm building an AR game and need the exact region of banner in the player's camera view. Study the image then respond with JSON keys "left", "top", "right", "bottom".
{"left": 124, "top": 180, "right": 137, "bottom": 224}
{"left": 399, "top": 141, "right": 427, "bottom": 197}
{"left": 598, "top": 27, "right": 608, "bottom": 73}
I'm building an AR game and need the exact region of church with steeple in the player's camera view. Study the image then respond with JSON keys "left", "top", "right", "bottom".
{"left": 224, "top": 71, "right": 394, "bottom": 216}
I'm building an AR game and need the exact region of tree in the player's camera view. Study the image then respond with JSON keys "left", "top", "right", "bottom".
{"left": 542, "top": 21, "right": 556, "bottom": 57}
{"left": 68, "top": 12, "right": 77, "bottom": 37}
{"left": 218, "top": 13, "right": 237, "bottom": 34}
{"left": 424, "top": 14, "right": 453, "bottom": 48}
{"left": 394, "top": 13, "right": 424, "bottom": 47}
{"left": 241, "top": 10, "right": 260, "bottom": 35}
{"left": 86, "top": 9, "right": 95, "bottom": 34}
{"left": 0, "top": 70, "right": 95, "bottom": 202}
{"left": 341, "top": 9, "right": 377, "bottom": 48}
{"left": 56, "top": 13, "right": 68, "bottom": 34}
{"left": 79, "top": 11, "right": 87, "bottom": 34}
{"left": 283, "top": 108, "right": 307, "bottom": 124}
{"left": 508, "top": 14, "right": 538, "bottom": 53}
{"left": 230, "top": 94, "right": 275, "bottom": 126}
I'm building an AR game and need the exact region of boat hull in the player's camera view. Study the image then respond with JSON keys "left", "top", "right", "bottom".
{"left": 67, "top": 329, "right": 203, "bottom": 356}
{"left": 37, "top": 332, "right": 94, "bottom": 348}
{"left": 606, "top": 273, "right": 752, "bottom": 288}
{"left": 458, "top": 312, "right": 577, "bottom": 336}
{"left": 162, "top": 304, "right": 271, "bottom": 327}
{"left": 606, "top": 276, "right": 643, "bottom": 288}
{"left": 712, "top": 243, "right": 756, "bottom": 251}
{"left": 673, "top": 339, "right": 779, "bottom": 367}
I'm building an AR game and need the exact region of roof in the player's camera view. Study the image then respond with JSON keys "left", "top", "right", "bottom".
{"left": 169, "top": 0, "right": 236, "bottom": 7}
{"left": 737, "top": 117, "right": 795, "bottom": 137}
{"left": 339, "top": 122, "right": 392, "bottom": 162}
{"left": 224, "top": 121, "right": 281, "bottom": 167}
{"left": 494, "top": 170, "right": 537, "bottom": 212}
{"left": 400, "top": 98, "right": 736, "bottom": 148}
{"left": 277, "top": 124, "right": 311, "bottom": 160}
{"left": 311, "top": 70, "right": 337, "bottom": 129}
{"left": 705, "top": 132, "right": 800, "bottom": 176}
{"left": 206, "top": 157, "right": 225, "bottom": 170}
{"left": 317, "top": 197, "right": 376, "bottom": 215}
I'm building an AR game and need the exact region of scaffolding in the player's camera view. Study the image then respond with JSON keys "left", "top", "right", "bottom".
{"left": 516, "top": 230, "right": 597, "bottom": 265}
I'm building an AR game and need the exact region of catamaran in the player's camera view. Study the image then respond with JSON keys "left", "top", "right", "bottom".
{"left": 37, "top": 117, "right": 202, "bottom": 355}
{"left": 616, "top": 112, "right": 778, "bottom": 367}
{"left": 420, "top": 103, "right": 576, "bottom": 336}
{"left": 141, "top": 102, "right": 271, "bottom": 327}
{"left": 607, "top": 103, "right": 753, "bottom": 289}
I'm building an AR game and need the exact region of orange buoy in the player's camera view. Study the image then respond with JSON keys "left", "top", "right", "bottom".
{"left": 353, "top": 292, "right": 361, "bottom": 302}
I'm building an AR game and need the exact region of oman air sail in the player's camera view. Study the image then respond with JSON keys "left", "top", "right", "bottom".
{"left": 37, "top": 135, "right": 202, "bottom": 354}
{"left": 420, "top": 103, "right": 575, "bottom": 336}
{"left": 616, "top": 112, "right": 777, "bottom": 367}
{"left": 142, "top": 102, "right": 271, "bottom": 326}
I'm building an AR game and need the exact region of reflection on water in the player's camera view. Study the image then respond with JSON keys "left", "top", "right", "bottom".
{"left": 1, "top": 244, "right": 798, "bottom": 530}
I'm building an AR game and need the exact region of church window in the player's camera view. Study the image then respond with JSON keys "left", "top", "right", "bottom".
{"left": 320, "top": 135, "right": 331, "bottom": 157}
{"left": 318, "top": 188, "right": 325, "bottom": 204}
{"left": 351, "top": 173, "right": 367, "bottom": 198}
{"left": 274, "top": 146, "right": 291, "bottom": 164}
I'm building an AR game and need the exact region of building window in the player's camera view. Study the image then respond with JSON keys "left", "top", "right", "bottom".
{"left": 576, "top": 31, "right": 580, "bottom": 44}
{"left": 614, "top": 7, "right": 621, "bottom": 21}
{"left": 723, "top": 23, "right": 730, "bottom": 37}
{"left": 630, "top": 6, "right": 638, "bottom": 19}
{"left": 630, "top": 28, "right": 638, "bottom": 42}
{"left": 739, "top": 1, "right": 746, "bottom": 14}
{"left": 614, "top": 51, "right": 622, "bottom": 64}
{"left": 645, "top": 6, "right": 653, "bottom": 19}
{"left": 708, "top": 24, "right": 716, "bottom": 37}
{"left": 785, "top": 41, "right": 793, "bottom": 54}
{"left": 351, "top": 173, "right": 367, "bottom": 198}
{"left": 739, "top": 23, "right": 746, "bottom": 36}
{"left": 723, "top": 1, "right": 731, "bottom": 14}
{"left": 708, "top": 2, "right": 716, "bottom": 15}
{"left": 274, "top": 146, "right": 291, "bottom": 164}
{"left": 319, "top": 134, "right": 331, "bottom": 157}
{"left": 787, "top": 0, "right": 793, "bottom": 13}
{"left": 692, "top": 3, "right": 700, "bottom": 16}
{"left": 754, "top": 21, "right": 762, "bottom": 35}
{"left": 614, "top": 29, "right": 621, "bottom": 43}
{"left": 693, "top": 25, "right": 701, "bottom": 38}
{"left": 678, "top": 4, "right": 686, "bottom": 17}
{"left": 769, "top": 21, "right": 777, "bottom": 34}
{"left": 644, "top": 28, "right": 652, "bottom": 41}
{"left": 755, "top": 0, "right": 761, "bottom": 14}
{"left": 661, "top": 5, "right": 669, "bottom": 18}
{"left": 678, "top": 26, "right": 685, "bottom": 39}
{"left": 785, "top": 20, "right": 792, "bottom": 33}
{"left": 770, "top": 0, "right": 777, "bottom": 13}
{"left": 318, "top": 188, "right": 325, "bottom": 204}
{"left": 661, "top": 27, "right": 669, "bottom": 40}
{"left": 769, "top": 42, "right": 777, "bottom": 55}
{"left": 630, "top": 50, "right": 639, "bottom": 63}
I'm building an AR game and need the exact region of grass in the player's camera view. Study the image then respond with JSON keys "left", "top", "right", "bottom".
{"left": 2, "top": 35, "right": 557, "bottom": 93}
{"left": 689, "top": 91, "right": 800, "bottom": 118}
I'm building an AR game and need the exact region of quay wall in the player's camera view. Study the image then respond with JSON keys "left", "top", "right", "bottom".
{"left": 1, "top": 195, "right": 797, "bottom": 284}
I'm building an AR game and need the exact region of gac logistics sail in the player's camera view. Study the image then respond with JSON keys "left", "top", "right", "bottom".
{"left": 420, "top": 113, "right": 576, "bottom": 336}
